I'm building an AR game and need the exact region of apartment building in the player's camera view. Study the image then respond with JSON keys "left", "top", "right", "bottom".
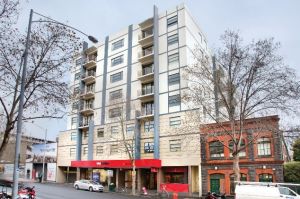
{"left": 57, "top": 4, "right": 209, "bottom": 195}
{"left": 200, "top": 115, "right": 284, "bottom": 196}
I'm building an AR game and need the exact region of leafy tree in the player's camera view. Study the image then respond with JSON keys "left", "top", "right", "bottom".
{"left": 184, "top": 30, "right": 300, "bottom": 182}
{"left": 284, "top": 162, "right": 300, "bottom": 183}
{"left": 0, "top": 0, "right": 81, "bottom": 154}
{"left": 293, "top": 138, "right": 300, "bottom": 161}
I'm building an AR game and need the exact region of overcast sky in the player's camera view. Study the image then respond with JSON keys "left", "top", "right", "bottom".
{"left": 19, "top": 0, "right": 300, "bottom": 140}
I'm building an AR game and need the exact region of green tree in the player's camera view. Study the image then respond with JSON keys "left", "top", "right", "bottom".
{"left": 293, "top": 138, "right": 300, "bottom": 161}
{"left": 284, "top": 162, "right": 300, "bottom": 183}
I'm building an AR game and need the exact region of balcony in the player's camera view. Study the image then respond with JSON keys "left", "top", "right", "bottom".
{"left": 137, "top": 107, "right": 154, "bottom": 120}
{"left": 81, "top": 70, "right": 96, "bottom": 84}
{"left": 80, "top": 88, "right": 95, "bottom": 100}
{"left": 137, "top": 87, "right": 154, "bottom": 102}
{"left": 139, "top": 18, "right": 153, "bottom": 30}
{"left": 83, "top": 56, "right": 97, "bottom": 70}
{"left": 138, "top": 46, "right": 154, "bottom": 64}
{"left": 138, "top": 28, "right": 153, "bottom": 46}
{"left": 138, "top": 64, "right": 154, "bottom": 82}
{"left": 79, "top": 103, "right": 94, "bottom": 115}
{"left": 78, "top": 120, "right": 92, "bottom": 130}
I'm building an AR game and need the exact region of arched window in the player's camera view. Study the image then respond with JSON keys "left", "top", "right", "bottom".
{"left": 209, "top": 141, "right": 224, "bottom": 158}
{"left": 230, "top": 173, "right": 247, "bottom": 195}
{"left": 229, "top": 139, "right": 246, "bottom": 157}
{"left": 259, "top": 173, "right": 273, "bottom": 182}
{"left": 257, "top": 137, "right": 271, "bottom": 156}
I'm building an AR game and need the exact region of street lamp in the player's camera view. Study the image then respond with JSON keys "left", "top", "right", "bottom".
{"left": 12, "top": 9, "right": 98, "bottom": 198}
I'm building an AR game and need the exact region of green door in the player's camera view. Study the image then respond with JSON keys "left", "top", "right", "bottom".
{"left": 210, "top": 179, "right": 220, "bottom": 194}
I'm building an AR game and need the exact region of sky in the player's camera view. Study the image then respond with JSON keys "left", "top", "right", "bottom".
{"left": 19, "top": 0, "right": 300, "bottom": 140}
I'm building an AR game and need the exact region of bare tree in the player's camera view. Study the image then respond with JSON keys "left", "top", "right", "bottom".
{"left": 0, "top": 1, "right": 81, "bottom": 155}
{"left": 184, "top": 30, "right": 300, "bottom": 181}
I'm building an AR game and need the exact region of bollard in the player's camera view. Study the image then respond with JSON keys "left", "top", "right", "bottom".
{"left": 173, "top": 192, "right": 178, "bottom": 199}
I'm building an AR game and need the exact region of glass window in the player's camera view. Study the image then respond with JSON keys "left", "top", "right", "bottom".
{"left": 209, "top": 141, "right": 224, "bottom": 158}
{"left": 167, "top": 15, "right": 177, "bottom": 27}
{"left": 111, "top": 55, "right": 124, "bottom": 66}
{"left": 142, "top": 46, "right": 153, "bottom": 56}
{"left": 110, "top": 89, "right": 122, "bottom": 100}
{"left": 109, "top": 108, "right": 121, "bottom": 118}
{"left": 259, "top": 173, "right": 273, "bottom": 182}
{"left": 142, "top": 63, "right": 154, "bottom": 75}
{"left": 70, "top": 148, "right": 76, "bottom": 156}
{"left": 83, "top": 132, "right": 88, "bottom": 139}
{"left": 96, "top": 146, "right": 103, "bottom": 155}
{"left": 257, "top": 137, "right": 271, "bottom": 156}
{"left": 111, "top": 126, "right": 118, "bottom": 134}
{"left": 71, "top": 117, "right": 77, "bottom": 126}
{"left": 229, "top": 140, "right": 246, "bottom": 157}
{"left": 144, "top": 120, "right": 154, "bottom": 132}
{"left": 72, "top": 101, "right": 79, "bottom": 110}
{"left": 142, "top": 82, "right": 154, "bottom": 95}
{"left": 169, "top": 116, "right": 181, "bottom": 127}
{"left": 70, "top": 132, "right": 77, "bottom": 141}
{"left": 279, "top": 187, "right": 297, "bottom": 196}
{"left": 126, "top": 124, "right": 134, "bottom": 135}
{"left": 168, "top": 53, "right": 179, "bottom": 65}
{"left": 170, "top": 139, "right": 181, "bottom": 152}
{"left": 75, "top": 58, "right": 82, "bottom": 66}
{"left": 144, "top": 142, "right": 154, "bottom": 153}
{"left": 142, "top": 102, "right": 154, "bottom": 115}
{"left": 169, "top": 94, "right": 181, "bottom": 107}
{"left": 168, "top": 73, "right": 180, "bottom": 86}
{"left": 97, "top": 129, "right": 104, "bottom": 137}
{"left": 73, "top": 87, "right": 80, "bottom": 95}
{"left": 168, "top": 34, "right": 178, "bottom": 45}
{"left": 83, "top": 147, "right": 88, "bottom": 155}
{"left": 112, "top": 39, "right": 124, "bottom": 51}
{"left": 110, "top": 144, "right": 118, "bottom": 154}
{"left": 110, "top": 71, "right": 123, "bottom": 83}
{"left": 74, "top": 72, "right": 81, "bottom": 81}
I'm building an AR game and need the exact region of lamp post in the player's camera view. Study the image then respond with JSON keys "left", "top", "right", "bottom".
{"left": 12, "top": 9, "right": 98, "bottom": 198}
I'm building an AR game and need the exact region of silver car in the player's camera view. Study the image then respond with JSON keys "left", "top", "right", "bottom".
{"left": 74, "top": 180, "right": 104, "bottom": 192}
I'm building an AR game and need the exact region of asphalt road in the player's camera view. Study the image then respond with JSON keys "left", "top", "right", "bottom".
{"left": 27, "top": 183, "right": 149, "bottom": 199}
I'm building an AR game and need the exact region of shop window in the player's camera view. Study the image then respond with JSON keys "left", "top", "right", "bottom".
{"left": 209, "top": 141, "right": 224, "bottom": 158}
{"left": 259, "top": 173, "right": 273, "bottom": 182}
{"left": 144, "top": 142, "right": 154, "bottom": 153}
{"left": 230, "top": 173, "right": 247, "bottom": 195}
{"left": 70, "top": 132, "right": 77, "bottom": 141}
{"left": 257, "top": 137, "right": 271, "bottom": 156}
{"left": 164, "top": 173, "right": 185, "bottom": 183}
{"left": 229, "top": 139, "right": 246, "bottom": 157}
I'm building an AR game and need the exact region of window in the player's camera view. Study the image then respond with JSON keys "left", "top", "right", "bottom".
{"left": 96, "top": 146, "right": 103, "bottom": 155}
{"left": 168, "top": 73, "right": 180, "bottom": 86}
{"left": 110, "top": 71, "right": 123, "bottom": 83}
{"left": 73, "top": 87, "right": 80, "bottom": 95}
{"left": 257, "top": 137, "right": 271, "bottom": 156}
{"left": 144, "top": 120, "right": 154, "bottom": 132}
{"left": 168, "top": 53, "right": 179, "bottom": 64}
{"left": 279, "top": 187, "right": 297, "bottom": 196}
{"left": 168, "top": 34, "right": 178, "bottom": 45}
{"left": 70, "top": 132, "right": 77, "bottom": 141}
{"left": 109, "top": 108, "right": 121, "bottom": 118}
{"left": 97, "top": 129, "right": 104, "bottom": 137}
{"left": 112, "top": 39, "right": 124, "bottom": 51}
{"left": 74, "top": 72, "right": 81, "bottom": 81}
{"left": 126, "top": 125, "right": 134, "bottom": 135}
{"left": 83, "top": 132, "right": 89, "bottom": 139}
{"left": 142, "top": 102, "right": 154, "bottom": 115}
{"left": 144, "top": 142, "right": 154, "bottom": 153}
{"left": 230, "top": 173, "right": 247, "bottom": 194}
{"left": 75, "top": 58, "right": 82, "bottom": 66}
{"left": 110, "top": 89, "right": 122, "bottom": 100}
{"left": 70, "top": 148, "right": 76, "bottom": 156}
{"left": 111, "top": 55, "right": 124, "bottom": 66}
{"left": 165, "top": 172, "right": 186, "bottom": 184}
{"left": 167, "top": 15, "right": 177, "bottom": 27}
{"left": 142, "top": 63, "right": 154, "bottom": 75}
{"left": 229, "top": 139, "right": 246, "bottom": 157}
{"left": 72, "top": 101, "right": 79, "bottom": 110}
{"left": 142, "top": 82, "right": 154, "bottom": 95}
{"left": 111, "top": 126, "right": 118, "bottom": 134}
{"left": 110, "top": 144, "right": 118, "bottom": 154}
{"left": 142, "top": 28, "right": 153, "bottom": 38}
{"left": 259, "top": 173, "right": 273, "bottom": 182}
{"left": 170, "top": 139, "right": 181, "bottom": 152}
{"left": 86, "top": 83, "right": 95, "bottom": 93}
{"left": 83, "top": 147, "right": 88, "bottom": 155}
{"left": 169, "top": 116, "right": 181, "bottom": 127}
{"left": 169, "top": 94, "right": 181, "bottom": 107}
{"left": 71, "top": 117, "right": 77, "bottom": 126}
{"left": 209, "top": 141, "right": 224, "bottom": 158}
{"left": 142, "top": 46, "right": 153, "bottom": 56}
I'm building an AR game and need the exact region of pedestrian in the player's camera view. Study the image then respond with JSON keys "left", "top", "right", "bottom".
{"left": 38, "top": 172, "right": 43, "bottom": 183}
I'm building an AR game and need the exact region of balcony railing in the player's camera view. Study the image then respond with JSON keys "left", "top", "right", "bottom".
{"left": 79, "top": 103, "right": 94, "bottom": 111}
{"left": 142, "top": 29, "right": 153, "bottom": 38}
{"left": 142, "top": 87, "right": 154, "bottom": 95}
{"left": 143, "top": 47, "right": 153, "bottom": 56}
{"left": 82, "top": 70, "right": 96, "bottom": 79}
{"left": 141, "top": 107, "right": 154, "bottom": 116}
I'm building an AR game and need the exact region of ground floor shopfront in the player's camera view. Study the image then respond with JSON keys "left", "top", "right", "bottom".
{"left": 57, "top": 159, "right": 201, "bottom": 196}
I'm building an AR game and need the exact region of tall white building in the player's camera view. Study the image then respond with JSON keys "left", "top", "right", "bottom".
{"left": 57, "top": 4, "right": 209, "bottom": 195}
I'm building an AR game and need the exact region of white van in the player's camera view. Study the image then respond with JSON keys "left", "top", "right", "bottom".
{"left": 235, "top": 182, "right": 300, "bottom": 199}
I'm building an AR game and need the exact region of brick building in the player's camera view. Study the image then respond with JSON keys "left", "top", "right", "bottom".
{"left": 200, "top": 115, "right": 284, "bottom": 196}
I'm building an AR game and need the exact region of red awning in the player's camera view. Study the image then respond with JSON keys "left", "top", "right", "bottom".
{"left": 71, "top": 159, "right": 161, "bottom": 168}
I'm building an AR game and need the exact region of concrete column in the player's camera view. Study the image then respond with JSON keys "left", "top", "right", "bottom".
{"left": 76, "top": 168, "right": 80, "bottom": 181}
{"left": 157, "top": 168, "right": 163, "bottom": 192}
{"left": 116, "top": 169, "right": 119, "bottom": 189}
{"left": 137, "top": 169, "right": 142, "bottom": 192}
{"left": 188, "top": 166, "right": 192, "bottom": 196}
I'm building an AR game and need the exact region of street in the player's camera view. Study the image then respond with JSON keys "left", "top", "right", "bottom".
{"left": 28, "top": 183, "right": 148, "bottom": 199}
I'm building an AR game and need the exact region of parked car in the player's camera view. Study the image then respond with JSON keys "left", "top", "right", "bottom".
{"left": 74, "top": 180, "right": 104, "bottom": 192}
{"left": 235, "top": 181, "right": 300, "bottom": 199}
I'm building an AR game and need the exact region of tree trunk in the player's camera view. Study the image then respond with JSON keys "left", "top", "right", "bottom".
{"left": 233, "top": 154, "right": 241, "bottom": 182}
{"left": 132, "top": 162, "right": 136, "bottom": 195}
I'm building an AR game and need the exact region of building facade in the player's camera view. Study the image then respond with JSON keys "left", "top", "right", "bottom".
{"left": 57, "top": 4, "right": 209, "bottom": 195}
{"left": 200, "top": 115, "right": 284, "bottom": 196}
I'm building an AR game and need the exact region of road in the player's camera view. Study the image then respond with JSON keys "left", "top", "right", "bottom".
{"left": 27, "top": 183, "right": 149, "bottom": 199}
